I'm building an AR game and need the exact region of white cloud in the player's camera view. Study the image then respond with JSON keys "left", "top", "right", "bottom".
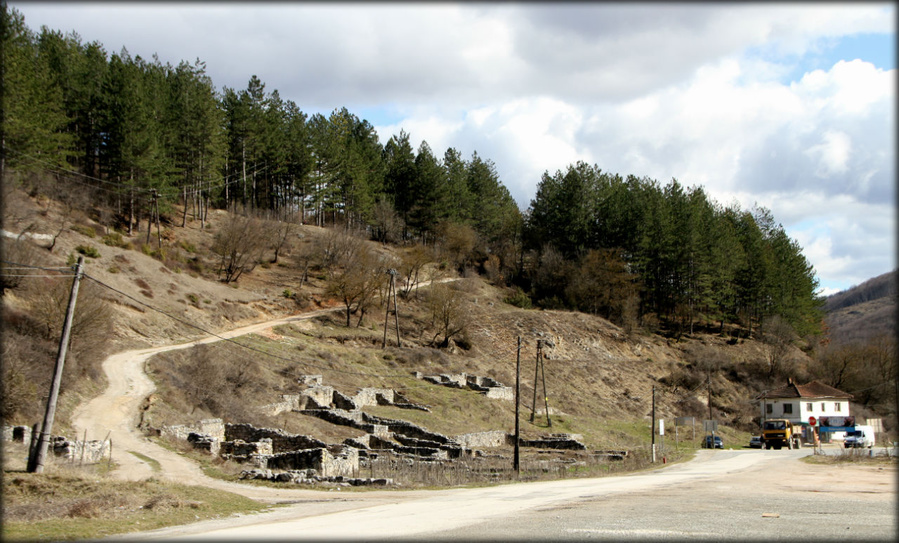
{"left": 8, "top": 1, "right": 897, "bottom": 292}
{"left": 805, "top": 130, "right": 853, "bottom": 178}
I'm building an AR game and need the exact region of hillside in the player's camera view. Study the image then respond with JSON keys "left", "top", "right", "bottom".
{"left": 823, "top": 270, "right": 897, "bottom": 346}
{"left": 1, "top": 183, "right": 815, "bottom": 456}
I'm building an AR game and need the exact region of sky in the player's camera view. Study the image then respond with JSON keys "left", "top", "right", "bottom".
{"left": 10, "top": 2, "right": 896, "bottom": 296}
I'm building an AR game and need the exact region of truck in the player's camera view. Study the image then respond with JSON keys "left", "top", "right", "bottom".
{"left": 844, "top": 425, "right": 875, "bottom": 449}
{"left": 761, "top": 419, "right": 801, "bottom": 449}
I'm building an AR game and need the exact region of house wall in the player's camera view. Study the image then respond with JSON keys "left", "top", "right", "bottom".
{"left": 759, "top": 398, "right": 850, "bottom": 424}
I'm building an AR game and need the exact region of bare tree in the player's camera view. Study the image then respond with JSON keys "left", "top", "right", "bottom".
{"left": 211, "top": 208, "right": 269, "bottom": 283}
{"left": 398, "top": 244, "right": 434, "bottom": 297}
{"left": 371, "top": 199, "right": 403, "bottom": 244}
{"left": 427, "top": 282, "right": 467, "bottom": 348}
{"left": 436, "top": 221, "right": 477, "bottom": 272}
{"left": 317, "top": 229, "right": 389, "bottom": 327}
{"left": 759, "top": 315, "right": 798, "bottom": 386}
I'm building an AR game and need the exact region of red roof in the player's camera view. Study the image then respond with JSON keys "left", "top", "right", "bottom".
{"left": 756, "top": 380, "right": 853, "bottom": 400}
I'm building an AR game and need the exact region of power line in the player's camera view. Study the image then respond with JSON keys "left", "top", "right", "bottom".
{"left": 0, "top": 274, "right": 75, "bottom": 278}
{"left": 8, "top": 149, "right": 266, "bottom": 198}
{"left": 0, "top": 260, "right": 75, "bottom": 272}
{"left": 81, "top": 272, "right": 446, "bottom": 384}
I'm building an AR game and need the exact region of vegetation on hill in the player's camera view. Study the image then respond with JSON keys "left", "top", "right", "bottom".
{"left": 2, "top": 5, "right": 823, "bottom": 341}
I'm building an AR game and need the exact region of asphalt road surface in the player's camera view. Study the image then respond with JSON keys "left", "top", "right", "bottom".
{"left": 120, "top": 446, "right": 896, "bottom": 541}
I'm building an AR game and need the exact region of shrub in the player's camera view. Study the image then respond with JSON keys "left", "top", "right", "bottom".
{"left": 504, "top": 287, "right": 532, "bottom": 309}
{"left": 75, "top": 245, "right": 101, "bottom": 258}
{"left": 71, "top": 224, "right": 96, "bottom": 238}
{"left": 102, "top": 232, "right": 129, "bottom": 248}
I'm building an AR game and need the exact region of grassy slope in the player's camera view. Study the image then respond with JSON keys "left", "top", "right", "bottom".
{"left": 2, "top": 187, "right": 796, "bottom": 539}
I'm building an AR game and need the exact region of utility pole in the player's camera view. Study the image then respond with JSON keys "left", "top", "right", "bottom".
{"left": 153, "top": 189, "right": 162, "bottom": 250}
{"left": 513, "top": 336, "right": 521, "bottom": 475}
{"left": 530, "top": 339, "right": 540, "bottom": 423}
{"left": 382, "top": 269, "right": 401, "bottom": 348}
{"left": 528, "top": 339, "right": 552, "bottom": 426}
{"left": 28, "top": 256, "right": 84, "bottom": 473}
{"left": 539, "top": 341, "right": 551, "bottom": 427}
{"left": 651, "top": 385, "right": 656, "bottom": 463}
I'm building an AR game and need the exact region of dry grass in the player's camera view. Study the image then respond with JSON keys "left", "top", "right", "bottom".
{"left": 1, "top": 442, "right": 269, "bottom": 542}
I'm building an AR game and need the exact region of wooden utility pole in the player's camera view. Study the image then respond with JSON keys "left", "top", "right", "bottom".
{"left": 539, "top": 341, "right": 551, "bottom": 427}
{"left": 28, "top": 256, "right": 84, "bottom": 473}
{"left": 382, "top": 269, "right": 401, "bottom": 348}
{"left": 153, "top": 189, "right": 162, "bottom": 249}
{"left": 651, "top": 385, "right": 656, "bottom": 463}
{"left": 529, "top": 339, "right": 551, "bottom": 426}
{"left": 513, "top": 336, "right": 521, "bottom": 475}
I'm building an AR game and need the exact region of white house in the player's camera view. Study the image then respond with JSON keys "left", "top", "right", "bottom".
{"left": 755, "top": 379, "right": 854, "bottom": 443}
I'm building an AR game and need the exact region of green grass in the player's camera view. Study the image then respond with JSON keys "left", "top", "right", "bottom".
{"left": 128, "top": 450, "right": 162, "bottom": 472}
{"left": 1, "top": 472, "right": 271, "bottom": 541}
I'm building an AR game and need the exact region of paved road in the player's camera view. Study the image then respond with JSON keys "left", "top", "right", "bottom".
{"left": 119, "top": 447, "right": 896, "bottom": 541}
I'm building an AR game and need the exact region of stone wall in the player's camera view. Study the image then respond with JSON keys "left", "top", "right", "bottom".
{"left": 161, "top": 418, "right": 225, "bottom": 441}
{"left": 264, "top": 446, "right": 360, "bottom": 477}
{"left": 353, "top": 388, "right": 394, "bottom": 407}
{"left": 225, "top": 423, "right": 327, "bottom": 453}
{"left": 416, "top": 372, "right": 512, "bottom": 401}
{"left": 454, "top": 430, "right": 510, "bottom": 449}
{"left": 50, "top": 436, "right": 111, "bottom": 462}
{"left": 220, "top": 438, "right": 273, "bottom": 458}
{"left": 302, "top": 386, "right": 336, "bottom": 409}
{"left": 4, "top": 425, "right": 33, "bottom": 443}
{"left": 484, "top": 387, "right": 514, "bottom": 401}
{"left": 519, "top": 433, "right": 587, "bottom": 450}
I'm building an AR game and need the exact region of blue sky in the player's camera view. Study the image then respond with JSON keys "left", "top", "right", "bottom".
{"left": 9, "top": 2, "right": 896, "bottom": 296}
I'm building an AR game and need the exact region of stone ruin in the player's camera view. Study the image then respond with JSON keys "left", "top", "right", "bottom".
{"left": 260, "top": 376, "right": 431, "bottom": 417}
{"left": 519, "top": 433, "right": 588, "bottom": 450}
{"left": 3, "top": 425, "right": 111, "bottom": 464}
{"left": 414, "top": 372, "right": 514, "bottom": 401}
{"left": 158, "top": 374, "right": 589, "bottom": 486}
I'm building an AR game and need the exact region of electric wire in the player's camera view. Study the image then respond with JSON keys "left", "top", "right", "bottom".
{"left": 81, "top": 272, "right": 468, "bottom": 387}
{"left": 8, "top": 149, "right": 268, "bottom": 199}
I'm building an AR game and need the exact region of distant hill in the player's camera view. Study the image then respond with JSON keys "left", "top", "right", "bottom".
{"left": 824, "top": 270, "right": 897, "bottom": 345}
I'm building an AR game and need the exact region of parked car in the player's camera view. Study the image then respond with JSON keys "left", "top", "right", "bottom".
{"left": 749, "top": 436, "right": 763, "bottom": 448}
{"left": 702, "top": 435, "right": 724, "bottom": 449}
{"left": 844, "top": 425, "right": 876, "bottom": 448}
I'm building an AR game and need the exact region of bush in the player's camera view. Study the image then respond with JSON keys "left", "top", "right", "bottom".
{"left": 102, "top": 232, "right": 129, "bottom": 248}
{"left": 75, "top": 245, "right": 101, "bottom": 258}
{"left": 71, "top": 224, "right": 96, "bottom": 238}
{"left": 504, "top": 287, "right": 532, "bottom": 309}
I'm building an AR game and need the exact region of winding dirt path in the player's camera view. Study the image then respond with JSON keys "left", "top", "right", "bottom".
{"left": 71, "top": 308, "right": 422, "bottom": 505}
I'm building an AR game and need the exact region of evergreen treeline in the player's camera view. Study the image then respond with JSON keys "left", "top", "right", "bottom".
{"left": 1, "top": 6, "right": 822, "bottom": 337}
{"left": 1, "top": 8, "right": 521, "bottom": 246}
{"left": 524, "top": 162, "right": 822, "bottom": 337}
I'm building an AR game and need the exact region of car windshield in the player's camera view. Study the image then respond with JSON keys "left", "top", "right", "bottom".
{"left": 847, "top": 431, "right": 861, "bottom": 437}
{"left": 765, "top": 421, "right": 786, "bottom": 430}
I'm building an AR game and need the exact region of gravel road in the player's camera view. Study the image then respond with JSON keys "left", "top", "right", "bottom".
{"left": 71, "top": 307, "right": 896, "bottom": 541}
{"left": 115, "top": 447, "right": 896, "bottom": 541}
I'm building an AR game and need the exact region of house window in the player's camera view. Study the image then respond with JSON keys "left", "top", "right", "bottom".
{"left": 835, "top": 402, "right": 841, "bottom": 411}
{"left": 821, "top": 402, "right": 826, "bottom": 411}
{"left": 783, "top": 404, "right": 793, "bottom": 414}
{"left": 807, "top": 402, "right": 813, "bottom": 411}
{"left": 766, "top": 404, "right": 773, "bottom": 414}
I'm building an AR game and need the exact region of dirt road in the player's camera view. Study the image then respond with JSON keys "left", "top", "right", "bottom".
{"left": 114, "top": 448, "right": 896, "bottom": 540}
{"left": 71, "top": 308, "right": 427, "bottom": 507}
{"left": 71, "top": 308, "right": 896, "bottom": 540}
